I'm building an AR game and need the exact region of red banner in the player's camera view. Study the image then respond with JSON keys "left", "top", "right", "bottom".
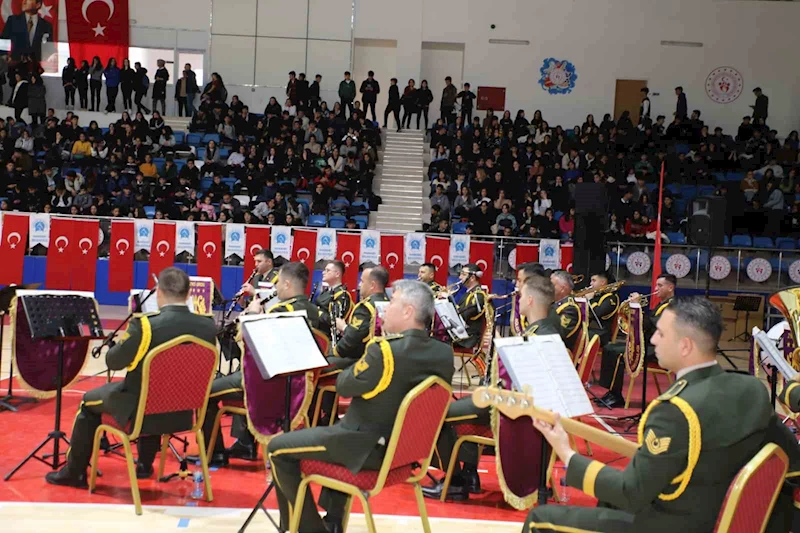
{"left": 291, "top": 229, "right": 317, "bottom": 294}
{"left": 65, "top": 0, "right": 129, "bottom": 65}
{"left": 108, "top": 220, "right": 134, "bottom": 292}
{"left": 196, "top": 224, "right": 222, "bottom": 289}
{"left": 336, "top": 233, "right": 360, "bottom": 298}
{"left": 147, "top": 222, "right": 175, "bottom": 288}
{"left": 381, "top": 235, "right": 404, "bottom": 285}
{"left": 243, "top": 227, "right": 271, "bottom": 282}
{"left": 0, "top": 0, "right": 59, "bottom": 59}
{"left": 0, "top": 213, "right": 28, "bottom": 285}
{"left": 470, "top": 241, "right": 494, "bottom": 292}
{"left": 514, "top": 244, "right": 539, "bottom": 269}
{"left": 426, "top": 237, "right": 450, "bottom": 287}
{"left": 45, "top": 218, "right": 76, "bottom": 289}
{"left": 71, "top": 219, "right": 99, "bottom": 292}
{"left": 651, "top": 162, "right": 666, "bottom": 310}
{"left": 561, "top": 243, "right": 574, "bottom": 273}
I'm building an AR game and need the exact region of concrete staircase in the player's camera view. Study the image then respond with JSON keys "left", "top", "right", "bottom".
{"left": 374, "top": 129, "right": 425, "bottom": 233}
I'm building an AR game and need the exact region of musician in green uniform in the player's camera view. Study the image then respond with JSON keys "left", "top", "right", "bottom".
{"left": 238, "top": 249, "right": 280, "bottom": 306}
{"left": 266, "top": 280, "right": 454, "bottom": 533}
{"left": 597, "top": 273, "right": 676, "bottom": 408}
{"left": 424, "top": 274, "right": 558, "bottom": 501}
{"left": 316, "top": 260, "right": 354, "bottom": 342}
{"left": 418, "top": 262, "right": 443, "bottom": 293}
{"left": 549, "top": 270, "right": 581, "bottom": 353}
{"left": 585, "top": 271, "right": 620, "bottom": 346}
{"left": 524, "top": 296, "right": 798, "bottom": 533}
{"left": 453, "top": 263, "right": 489, "bottom": 349}
{"left": 46, "top": 268, "right": 217, "bottom": 487}
{"left": 197, "top": 262, "right": 320, "bottom": 466}
{"left": 509, "top": 262, "right": 547, "bottom": 336}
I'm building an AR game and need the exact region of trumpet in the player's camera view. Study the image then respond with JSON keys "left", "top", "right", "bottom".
{"left": 618, "top": 291, "right": 654, "bottom": 335}
{"left": 435, "top": 281, "right": 462, "bottom": 298}
{"left": 573, "top": 280, "right": 625, "bottom": 298}
{"left": 572, "top": 274, "right": 584, "bottom": 284}
{"left": 487, "top": 290, "right": 518, "bottom": 301}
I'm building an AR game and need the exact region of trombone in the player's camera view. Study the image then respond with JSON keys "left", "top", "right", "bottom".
{"left": 572, "top": 274, "right": 584, "bottom": 284}
{"left": 572, "top": 280, "right": 625, "bottom": 298}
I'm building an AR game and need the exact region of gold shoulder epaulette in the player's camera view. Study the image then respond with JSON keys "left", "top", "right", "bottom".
{"left": 133, "top": 310, "right": 161, "bottom": 318}
{"left": 382, "top": 333, "right": 404, "bottom": 341}
{"left": 656, "top": 379, "right": 688, "bottom": 401}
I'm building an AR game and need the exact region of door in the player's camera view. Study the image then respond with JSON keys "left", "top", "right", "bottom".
{"left": 614, "top": 79, "right": 648, "bottom": 125}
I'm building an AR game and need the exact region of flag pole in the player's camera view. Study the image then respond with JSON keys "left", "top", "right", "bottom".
{"left": 650, "top": 162, "right": 666, "bottom": 310}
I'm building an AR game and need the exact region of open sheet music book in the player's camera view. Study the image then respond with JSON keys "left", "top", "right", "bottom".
{"left": 494, "top": 334, "right": 594, "bottom": 418}
{"left": 240, "top": 311, "right": 328, "bottom": 380}
{"left": 434, "top": 300, "right": 469, "bottom": 340}
{"left": 753, "top": 327, "right": 798, "bottom": 381}
{"left": 129, "top": 289, "right": 194, "bottom": 313}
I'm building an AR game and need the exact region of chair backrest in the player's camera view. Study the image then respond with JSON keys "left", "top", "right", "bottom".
{"left": 478, "top": 301, "right": 496, "bottom": 356}
{"left": 610, "top": 309, "right": 621, "bottom": 343}
{"left": 577, "top": 335, "right": 601, "bottom": 385}
{"left": 131, "top": 335, "right": 219, "bottom": 438}
{"left": 312, "top": 328, "right": 329, "bottom": 357}
{"left": 713, "top": 443, "right": 788, "bottom": 533}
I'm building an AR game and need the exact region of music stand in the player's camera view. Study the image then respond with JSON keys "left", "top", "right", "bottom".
{"left": 4, "top": 293, "right": 104, "bottom": 481}
{"left": 0, "top": 283, "right": 40, "bottom": 412}
{"left": 729, "top": 295, "right": 762, "bottom": 342}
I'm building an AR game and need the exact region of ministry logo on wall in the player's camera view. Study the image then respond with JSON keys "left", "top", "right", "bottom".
{"left": 705, "top": 67, "right": 743, "bottom": 104}
{"left": 539, "top": 58, "right": 577, "bottom": 94}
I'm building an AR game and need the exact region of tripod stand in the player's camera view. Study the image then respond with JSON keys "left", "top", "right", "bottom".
{"left": 0, "top": 283, "right": 40, "bottom": 412}
{"left": 728, "top": 295, "right": 762, "bottom": 343}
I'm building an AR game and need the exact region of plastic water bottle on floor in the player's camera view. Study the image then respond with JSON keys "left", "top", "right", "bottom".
{"left": 191, "top": 471, "right": 204, "bottom": 499}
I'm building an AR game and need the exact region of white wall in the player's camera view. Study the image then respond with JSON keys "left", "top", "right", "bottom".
{"left": 420, "top": 42, "right": 463, "bottom": 115}
{"left": 353, "top": 39, "right": 397, "bottom": 125}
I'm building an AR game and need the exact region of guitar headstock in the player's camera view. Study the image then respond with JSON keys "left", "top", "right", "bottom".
{"left": 472, "top": 386, "right": 535, "bottom": 420}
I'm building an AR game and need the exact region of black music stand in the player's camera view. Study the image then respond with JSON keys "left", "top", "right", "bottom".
{"left": 729, "top": 295, "right": 762, "bottom": 342}
{"left": 4, "top": 294, "right": 104, "bottom": 481}
{"left": 0, "top": 283, "right": 40, "bottom": 412}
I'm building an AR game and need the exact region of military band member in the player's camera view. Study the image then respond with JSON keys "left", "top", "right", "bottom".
{"left": 524, "top": 296, "right": 799, "bottom": 533}
{"left": 267, "top": 280, "right": 454, "bottom": 533}
{"left": 453, "top": 263, "right": 489, "bottom": 349}
{"left": 418, "top": 262, "right": 443, "bottom": 293}
{"left": 197, "top": 262, "right": 320, "bottom": 466}
{"left": 585, "top": 271, "right": 620, "bottom": 346}
{"left": 237, "top": 249, "right": 280, "bottom": 307}
{"left": 46, "top": 268, "right": 217, "bottom": 487}
{"left": 780, "top": 377, "right": 800, "bottom": 413}
{"left": 424, "top": 275, "right": 557, "bottom": 501}
{"left": 548, "top": 270, "right": 581, "bottom": 353}
{"left": 509, "top": 262, "right": 547, "bottom": 336}
{"left": 316, "top": 260, "right": 355, "bottom": 340}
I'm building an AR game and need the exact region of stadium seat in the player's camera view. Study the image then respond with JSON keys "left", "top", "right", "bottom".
{"left": 353, "top": 215, "right": 369, "bottom": 228}
{"left": 200, "top": 177, "right": 213, "bottom": 191}
{"left": 221, "top": 177, "right": 237, "bottom": 191}
{"left": 196, "top": 147, "right": 206, "bottom": 160}
{"left": 202, "top": 133, "right": 220, "bottom": 144}
{"left": 186, "top": 133, "right": 203, "bottom": 146}
{"left": 308, "top": 215, "right": 327, "bottom": 227}
{"left": 329, "top": 215, "right": 347, "bottom": 229}
{"left": 173, "top": 131, "right": 185, "bottom": 143}
{"left": 453, "top": 222, "right": 468, "bottom": 234}
{"left": 554, "top": 211, "right": 563, "bottom": 221}
{"left": 675, "top": 143, "right": 690, "bottom": 154}
{"left": 331, "top": 198, "right": 350, "bottom": 213}
{"left": 698, "top": 186, "right": 716, "bottom": 197}
{"left": 752, "top": 237, "right": 774, "bottom": 249}
{"left": 219, "top": 148, "right": 230, "bottom": 159}
{"left": 666, "top": 232, "right": 686, "bottom": 245}
{"left": 143, "top": 206, "right": 156, "bottom": 219}
{"left": 776, "top": 237, "right": 795, "bottom": 250}
{"left": 726, "top": 172, "right": 744, "bottom": 182}
{"left": 731, "top": 235, "right": 753, "bottom": 247}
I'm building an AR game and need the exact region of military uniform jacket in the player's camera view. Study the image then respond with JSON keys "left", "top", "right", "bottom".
{"left": 316, "top": 284, "right": 354, "bottom": 337}
{"left": 332, "top": 329, "right": 454, "bottom": 472}
{"left": 266, "top": 294, "right": 320, "bottom": 330}
{"left": 105, "top": 305, "right": 217, "bottom": 429}
{"left": 332, "top": 292, "right": 388, "bottom": 360}
{"left": 427, "top": 280, "right": 443, "bottom": 293}
{"left": 643, "top": 296, "right": 672, "bottom": 339}
{"left": 458, "top": 285, "right": 488, "bottom": 343}
{"left": 548, "top": 296, "right": 581, "bottom": 352}
{"left": 588, "top": 291, "right": 620, "bottom": 339}
{"left": 779, "top": 382, "right": 800, "bottom": 413}
{"left": 566, "top": 365, "right": 777, "bottom": 532}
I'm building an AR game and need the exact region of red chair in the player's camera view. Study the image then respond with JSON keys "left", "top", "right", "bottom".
{"left": 452, "top": 302, "right": 495, "bottom": 387}
{"left": 289, "top": 376, "right": 452, "bottom": 533}
{"left": 713, "top": 443, "right": 788, "bottom": 533}
{"left": 88, "top": 335, "right": 219, "bottom": 515}
{"left": 438, "top": 423, "right": 493, "bottom": 502}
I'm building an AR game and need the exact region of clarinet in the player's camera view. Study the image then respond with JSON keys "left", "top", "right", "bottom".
{"left": 330, "top": 299, "right": 342, "bottom": 346}
{"left": 225, "top": 268, "right": 257, "bottom": 320}
{"left": 310, "top": 282, "right": 320, "bottom": 303}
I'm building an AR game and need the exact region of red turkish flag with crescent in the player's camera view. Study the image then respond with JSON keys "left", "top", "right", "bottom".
{"left": 0, "top": 213, "right": 28, "bottom": 286}
{"left": 469, "top": 241, "right": 494, "bottom": 292}
{"left": 336, "top": 233, "right": 360, "bottom": 298}
{"left": 243, "top": 226, "right": 271, "bottom": 283}
{"left": 425, "top": 236, "right": 450, "bottom": 287}
{"left": 196, "top": 224, "right": 222, "bottom": 289}
{"left": 560, "top": 243, "right": 574, "bottom": 273}
{"left": 147, "top": 222, "right": 175, "bottom": 288}
{"left": 45, "top": 218, "right": 75, "bottom": 289}
{"left": 108, "top": 220, "right": 134, "bottom": 292}
{"left": 381, "top": 235, "right": 404, "bottom": 285}
{"left": 0, "top": 0, "right": 59, "bottom": 58}
{"left": 71, "top": 219, "right": 100, "bottom": 292}
{"left": 65, "top": 0, "right": 128, "bottom": 65}
{"left": 514, "top": 243, "right": 539, "bottom": 270}
{"left": 291, "top": 229, "right": 317, "bottom": 295}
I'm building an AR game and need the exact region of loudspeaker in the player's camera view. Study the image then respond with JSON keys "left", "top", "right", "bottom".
{"left": 574, "top": 183, "right": 609, "bottom": 217}
{"left": 574, "top": 213, "right": 607, "bottom": 280}
{"left": 689, "top": 196, "right": 726, "bottom": 247}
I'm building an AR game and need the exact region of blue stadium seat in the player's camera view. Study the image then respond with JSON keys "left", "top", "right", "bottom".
{"left": 297, "top": 199, "right": 310, "bottom": 214}
{"left": 196, "top": 147, "right": 206, "bottom": 160}
{"left": 331, "top": 198, "right": 350, "bottom": 213}
{"left": 752, "top": 236, "right": 774, "bottom": 249}
{"left": 453, "top": 222, "right": 468, "bottom": 234}
{"left": 666, "top": 183, "right": 681, "bottom": 196}
{"left": 200, "top": 177, "right": 213, "bottom": 191}
{"left": 354, "top": 219, "right": 367, "bottom": 229}
{"left": 174, "top": 159, "right": 186, "bottom": 171}
{"left": 723, "top": 235, "right": 730, "bottom": 246}
{"left": 554, "top": 211, "right": 563, "bottom": 221}
{"left": 219, "top": 148, "right": 230, "bottom": 159}
{"left": 202, "top": 133, "right": 220, "bottom": 144}
{"left": 353, "top": 214, "right": 369, "bottom": 226}
{"left": 698, "top": 186, "right": 716, "bottom": 197}
{"left": 712, "top": 172, "right": 725, "bottom": 182}
{"left": 221, "top": 177, "right": 237, "bottom": 191}
{"left": 666, "top": 232, "right": 686, "bottom": 244}
{"left": 101, "top": 128, "right": 109, "bottom": 134}
{"left": 329, "top": 215, "right": 347, "bottom": 229}
{"left": 776, "top": 237, "right": 795, "bottom": 250}
{"left": 308, "top": 215, "right": 327, "bottom": 227}
{"left": 680, "top": 185, "right": 697, "bottom": 200}
{"left": 731, "top": 235, "right": 752, "bottom": 247}
{"left": 726, "top": 172, "right": 744, "bottom": 182}
{"left": 143, "top": 206, "right": 156, "bottom": 219}
{"left": 768, "top": 257, "right": 789, "bottom": 273}
{"left": 173, "top": 131, "right": 185, "bottom": 143}
{"left": 675, "top": 143, "right": 690, "bottom": 154}
{"left": 186, "top": 133, "right": 203, "bottom": 146}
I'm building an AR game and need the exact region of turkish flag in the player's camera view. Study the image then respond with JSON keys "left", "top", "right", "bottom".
{"left": 515, "top": 243, "right": 539, "bottom": 270}
{"left": 243, "top": 226, "right": 271, "bottom": 283}
{"left": 71, "top": 219, "right": 100, "bottom": 292}
{"left": 336, "top": 233, "right": 360, "bottom": 298}
{"left": 381, "top": 235, "right": 404, "bottom": 285}
{"left": 0, "top": 0, "right": 60, "bottom": 58}
{"left": 470, "top": 241, "right": 494, "bottom": 292}
{"left": 425, "top": 236, "right": 450, "bottom": 287}
{"left": 196, "top": 224, "right": 222, "bottom": 289}
{"left": 291, "top": 229, "right": 317, "bottom": 294}
{"left": 65, "top": 0, "right": 129, "bottom": 65}
{"left": 560, "top": 243, "right": 574, "bottom": 273}
{"left": 147, "top": 222, "right": 175, "bottom": 287}
{"left": 0, "top": 213, "right": 28, "bottom": 285}
{"left": 45, "top": 218, "right": 76, "bottom": 290}
{"left": 108, "top": 220, "right": 134, "bottom": 292}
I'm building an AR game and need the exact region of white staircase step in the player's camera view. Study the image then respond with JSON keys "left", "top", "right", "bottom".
{"left": 375, "top": 221, "right": 423, "bottom": 232}
{"left": 378, "top": 178, "right": 424, "bottom": 187}
{"left": 379, "top": 194, "right": 423, "bottom": 204}
{"left": 378, "top": 205, "right": 423, "bottom": 215}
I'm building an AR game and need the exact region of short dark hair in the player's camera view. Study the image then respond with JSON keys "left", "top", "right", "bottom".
{"left": 158, "top": 267, "right": 190, "bottom": 299}
{"left": 667, "top": 296, "right": 723, "bottom": 352}
{"left": 255, "top": 249, "right": 274, "bottom": 261}
{"left": 658, "top": 273, "right": 677, "bottom": 286}
{"left": 280, "top": 261, "right": 310, "bottom": 290}
{"left": 675, "top": 86, "right": 683, "bottom": 91}
{"left": 753, "top": 87, "right": 762, "bottom": 93}
{"left": 365, "top": 265, "right": 389, "bottom": 289}
{"left": 593, "top": 271, "right": 610, "bottom": 282}
{"left": 327, "top": 259, "right": 345, "bottom": 276}
{"left": 344, "top": 71, "right": 351, "bottom": 76}
{"left": 522, "top": 274, "right": 555, "bottom": 306}
{"left": 368, "top": 70, "right": 374, "bottom": 76}
{"left": 422, "top": 262, "right": 436, "bottom": 272}
{"left": 519, "top": 262, "right": 546, "bottom": 278}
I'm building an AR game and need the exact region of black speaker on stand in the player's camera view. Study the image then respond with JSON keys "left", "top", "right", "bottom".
{"left": 574, "top": 183, "right": 609, "bottom": 283}
{"left": 689, "top": 196, "right": 727, "bottom": 299}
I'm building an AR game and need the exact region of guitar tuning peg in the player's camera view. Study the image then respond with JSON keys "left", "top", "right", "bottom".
{"left": 522, "top": 385, "right": 532, "bottom": 397}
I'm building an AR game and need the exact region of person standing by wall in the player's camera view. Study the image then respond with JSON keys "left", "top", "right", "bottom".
{"left": 76, "top": 59, "right": 89, "bottom": 110}
{"left": 383, "top": 77, "right": 401, "bottom": 132}
{"left": 27, "top": 74, "right": 46, "bottom": 126}
{"left": 103, "top": 58, "right": 121, "bottom": 114}
{"left": 183, "top": 63, "right": 199, "bottom": 117}
{"left": 61, "top": 57, "right": 76, "bottom": 110}
{"left": 457, "top": 82, "right": 475, "bottom": 124}
{"left": 440, "top": 76, "right": 457, "bottom": 125}
{"left": 88, "top": 56, "right": 103, "bottom": 112}
{"left": 751, "top": 87, "right": 768, "bottom": 122}
{"left": 675, "top": 86, "right": 687, "bottom": 120}
{"left": 152, "top": 59, "right": 169, "bottom": 115}
{"left": 416, "top": 79, "right": 433, "bottom": 131}
{"left": 338, "top": 71, "right": 356, "bottom": 118}
{"left": 119, "top": 58, "right": 135, "bottom": 113}
{"left": 359, "top": 70, "right": 380, "bottom": 123}
{"left": 133, "top": 62, "right": 151, "bottom": 115}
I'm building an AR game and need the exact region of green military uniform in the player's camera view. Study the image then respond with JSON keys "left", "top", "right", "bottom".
{"left": 64, "top": 305, "right": 217, "bottom": 474}
{"left": 588, "top": 290, "right": 620, "bottom": 346}
{"left": 427, "top": 280, "right": 443, "bottom": 293}
{"left": 203, "top": 294, "right": 320, "bottom": 453}
{"left": 315, "top": 284, "right": 354, "bottom": 342}
{"left": 267, "top": 329, "right": 454, "bottom": 532}
{"left": 454, "top": 285, "right": 488, "bottom": 349}
{"left": 329, "top": 292, "right": 388, "bottom": 368}
{"left": 524, "top": 364, "right": 793, "bottom": 533}
{"left": 779, "top": 382, "right": 800, "bottom": 412}
{"left": 548, "top": 296, "right": 581, "bottom": 353}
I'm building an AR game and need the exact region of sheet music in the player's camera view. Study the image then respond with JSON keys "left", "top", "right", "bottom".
{"left": 129, "top": 289, "right": 195, "bottom": 313}
{"left": 434, "top": 300, "right": 469, "bottom": 340}
{"left": 753, "top": 327, "right": 798, "bottom": 381}
{"left": 241, "top": 313, "right": 328, "bottom": 379}
{"left": 495, "top": 335, "right": 594, "bottom": 418}
{"left": 16, "top": 289, "right": 95, "bottom": 299}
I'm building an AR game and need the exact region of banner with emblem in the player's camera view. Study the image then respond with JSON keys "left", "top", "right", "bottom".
{"left": 316, "top": 228, "right": 337, "bottom": 261}
{"left": 271, "top": 225, "right": 292, "bottom": 259}
{"left": 29, "top": 213, "right": 50, "bottom": 248}
{"left": 538, "top": 239, "right": 560, "bottom": 270}
{"left": 134, "top": 219, "right": 154, "bottom": 252}
{"left": 360, "top": 230, "right": 381, "bottom": 265}
{"left": 225, "top": 224, "right": 245, "bottom": 259}
{"left": 404, "top": 233, "right": 426, "bottom": 265}
{"left": 175, "top": 221, "right": 195, "bottom": 256}
{"left": 449, "top": 234, "right": 470, "bottom": 268}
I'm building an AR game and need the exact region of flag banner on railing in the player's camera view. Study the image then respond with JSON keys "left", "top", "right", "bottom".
{"left": 71, "top": 219, "right": 100, "bottom": 292}
{"left": 29, "top": 213, "right": 50, "bottom": 248}
{"left": 360, "top": 230, "right": 381, "bottom": 265}
{"left": 449, "top": 234, "right": 470, "bottom": 267}
{"left": 134, "top": 219, "right": 153, "bottom": 252}
{"left": 337, "top": 233, "right": 361, "bottom": 295}
{"left": 0, "top": 213, "right": 29, "bottom": 286}
{"left": 381, "top": 235, "right": 404, "bottom": 284}
{"left": 108, "top": 220, "right": 134, "bottom": 292}
{"left": 511, "top": 243, "right": 539, "bottom": 270}
{"left": 405, "top": 233, "right": 426, "bottom": 265}
{"left": 561, "top": 243, "right": 574, "bottom": 272}
{"left": 426, "top": 236, "right": 450, "bottom": 287}
{"left": 271, "top": 226, "right": 292, "bottom": 259}
{"left": 243, "top": 226, "right": 271, "bottom": 282}
{"left": 292, "top": 229, "right": 318, "bottom": 294}
{"left": 539, "top": 239, "right": 561, "bottom": 270}
{"left": 225, "top": 224, "right": 245, "bottom": 259}
{"left": 470, "top": 240, "right": 495, "bottom": 292}
{"left": 148, "top": 222, "right": 176, "bottom": 287}
{"left": 45, "top": 218, "right": 74, "bottom": 290}
{"left": 316, "top": 228, "right": 337, "bottom": 261}
{"left": 197, "top": 224, "right": 222, "bottom": 288}
{"left": 175, "top": 221, "right": 195, "bottom": 256}
{"left": 650, "top": 161, "right": 666, "bottom": 310}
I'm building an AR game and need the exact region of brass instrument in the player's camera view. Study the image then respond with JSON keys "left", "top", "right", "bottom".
{"left": 572, "top": 280, "right": 625, "bottom": 298}
{"left": 436, "top": 281, "right": 462, "bottom": 299}
{"left": 618, "top": 291, "right": 653, "bottom": 336}
{"left": 572, "top": 274, "right": 584, "bottom": 284}
{"left": 769, "top": 288, "right": 800, "bottom": 371}
{"left": 225, "top": 268, "right": 258, "bottom": 320}
{"left": 487, "top": 289, "right": 518, "bottom": 301}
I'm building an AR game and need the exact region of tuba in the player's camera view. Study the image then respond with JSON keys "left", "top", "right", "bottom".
{"left": 769, "top": 288, "right": 800, "bottom": 371}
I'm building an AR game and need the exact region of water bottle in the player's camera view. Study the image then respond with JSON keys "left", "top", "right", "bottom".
{"left": 190, "top": 471, "right": 204, "bottom": 500}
